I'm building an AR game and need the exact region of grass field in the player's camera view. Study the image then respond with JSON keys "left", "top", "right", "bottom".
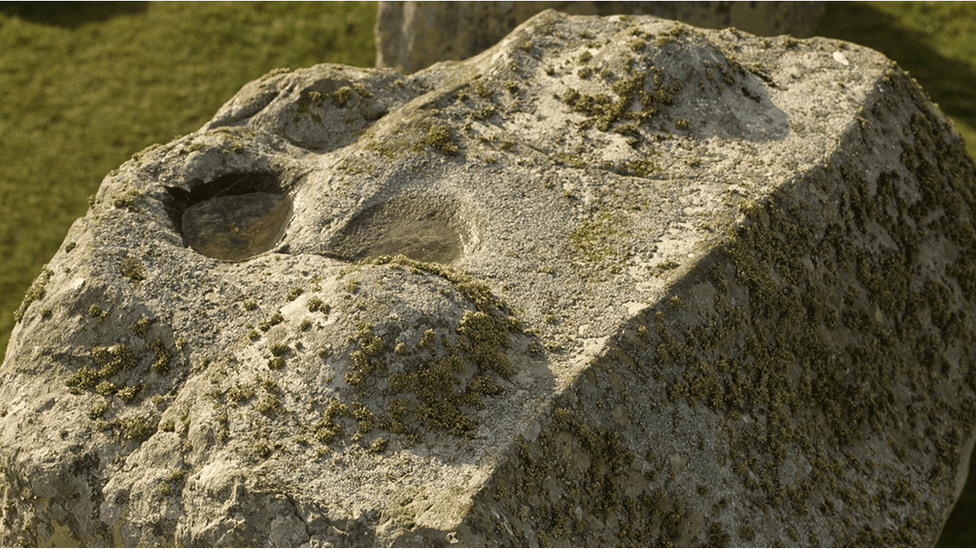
{"left": 0, "top": 2, "right": 974, "bottom": 545}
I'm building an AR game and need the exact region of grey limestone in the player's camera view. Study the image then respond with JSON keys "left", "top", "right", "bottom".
{"left": 1, "top": 10, "right": 975, "bottom": 547}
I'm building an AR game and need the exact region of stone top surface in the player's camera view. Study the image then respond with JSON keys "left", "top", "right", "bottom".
{"left": 1, "top": 9, "right": 975, "bottom": 547}
{"left": 375, "top": 1, "right": 825, "bottom": 73}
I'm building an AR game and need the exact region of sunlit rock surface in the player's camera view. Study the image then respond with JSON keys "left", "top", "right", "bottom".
{"left": 1, "top": 10, "right": 974, "bottom": 547}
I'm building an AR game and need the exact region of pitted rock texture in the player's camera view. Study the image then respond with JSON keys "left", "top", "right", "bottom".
{"left": 375, "top": 1, "right": 825, "bottom": 73}
{"left": 2, "top": 10, "right": 976, "bottom": 547}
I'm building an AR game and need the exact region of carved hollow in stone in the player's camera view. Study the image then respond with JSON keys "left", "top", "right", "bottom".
{"left": 182, "top": 192, "right": 292, "bottom": 261}
{"left": 165, "top": 171, "right": 293, "bottom": 261}
{"left": 327, "top": 195, "right": 476, "bottom": 264}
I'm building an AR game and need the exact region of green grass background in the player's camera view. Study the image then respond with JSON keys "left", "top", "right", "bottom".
{"left": 0, "top": 2, "right": 973, "bottom": 545}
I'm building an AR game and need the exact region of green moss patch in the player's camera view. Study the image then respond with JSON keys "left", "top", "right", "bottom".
{"left": 326, "top": 255, "right": 524, "bottom": 440}
{"left": 13, "top": 268, "right": 52, "bottom": 323}
{"left": 568, "top": 209, "right": 632, "bottom": 272}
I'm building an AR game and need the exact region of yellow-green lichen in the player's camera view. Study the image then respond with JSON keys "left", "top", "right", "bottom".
{"left": 116, "top": 415, "right": 156, "bottom": 441}
{"left": 120, "top": 255, "right": 146, "bottom": 282}
{"left": 569, "top": 209, "right": 632, "bottom": 271}
{"left": 111, "top": 185, "right": 142, "bottom": 211}
{"left": 259, "top": 310, "right": 284, "bottom": 331}
{"left": 150, "top": 339, "right": 171, "bottom": 375}
{"left": 88, "top": 304, "right": 105, "bottom": 319}
{"left": 255, "top": 395, "right": 281, "bottom": 416}
{"left": 14, "top": 268, "right": 53, "bottom": 323}
{"left": 88, "top": 401, "right": 108, "bottom": 419}
{"left": 286, "top": 286, "right": 305, "bottom": 301}
{"left": 322, "top": 256, "right": 523, "bottom": 441}
{"left": 557, "top": 67, "right": 679, "bottom": 134}
{"left": 130, "top": 316, "right": 151, "bottom": 338}
{"left": 226, "top": 383, "right": 255, "bottom": 403}
{"left": 307, "top": 297, "right": 329, "bottom": 313}
{"left": 419, "top": 125, "right": 459, "bottom": 156}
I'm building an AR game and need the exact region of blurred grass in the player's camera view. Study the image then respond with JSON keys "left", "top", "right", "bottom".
{"left": 0, "top": 1, "right": 974, "bottom": 545}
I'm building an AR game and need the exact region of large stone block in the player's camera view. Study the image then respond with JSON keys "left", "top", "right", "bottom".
{"left": 2, "top": 9, "right": 975, "bottom": 547}
{"left": 375, "top": 1, "right": 825, "bottom": 73}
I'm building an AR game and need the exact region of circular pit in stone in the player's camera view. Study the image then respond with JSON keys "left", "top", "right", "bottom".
{"left": 167, "top": 172, "right": 292, "bottom": 261}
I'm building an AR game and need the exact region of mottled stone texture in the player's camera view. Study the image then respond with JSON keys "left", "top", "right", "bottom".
{"left": 2, "top": 10, "right": 975, "bottom": 547}
{"left": 375, "top": 1, "right": 824, "bottom": 73}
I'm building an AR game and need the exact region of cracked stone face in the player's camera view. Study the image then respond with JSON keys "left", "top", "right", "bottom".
{"left": 1, "top": 10, "right": 975, "bottom": 548}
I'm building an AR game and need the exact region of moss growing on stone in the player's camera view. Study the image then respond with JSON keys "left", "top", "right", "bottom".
{"left": 458, "top": 310, "right": 514, "bottom": 377}
{"left": 93, "top": 344, "right": 137, "bottom": 377}
{"left": 307, "top": 297, "right": 329, "bottom": 313}
{"left": 369, "top": 437, "right": 388, "bottom": 453}
{"left": 569, "top": 210, "right": 632, "bottom": 271}
{"left": 331, "top": 85, "right": 355, "bottom": 108}
{"left": 117, "top": 415, "right": 156, "bottom": 441}
{"left": 420, "top": 125, "right": 459, "bottom": 156}
{"left": 150, "top": 339, "right": 171, "bottom": 375}
{"left": 129, "top": 316, "right": 151, "bottom": 339}
{"left": 319, "top": 256, "right": 523, "bottom": 440}
{"left": 66, "top": 367, "right": 100, "bottom": 391}
{"left": 119, "top": 255, "right": 146, "bottom": 282}
{"left": 255, "top": 395, "right": 281, "bottom": 416}
{"left": 270, "top": 342, "right": 289, "bottom": 357}
{"left": 286, "top": 286, "right": 304, "bottom": 301}
{"left": 226, "top": 383, "right": 254, "bottom": 403}
{"left": 111, "top": 185, "right": 142, "bottom": 211}
{"left": 95, "top": 380, "right": 116, "bottom": 396}
{"left": 87, "top": 304, "right": 105, "bottom": 319}
{"left": 259, "top": 310, "right": 284, "bottom": 331}
{"left": 88, "top": 401, "right": 108, "bottom": 420}
{"left": 116, "top": 385, "right": 140, "bottom": 403}
{"left": 314, "top": 399, "right": 353, "bottom": 443}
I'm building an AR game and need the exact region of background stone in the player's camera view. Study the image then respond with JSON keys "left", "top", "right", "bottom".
{"left": 375, "top": 1, "right": 825, "bottom": 73}
{"left": 1, "top": 9, "right": 974, "bottom": 547}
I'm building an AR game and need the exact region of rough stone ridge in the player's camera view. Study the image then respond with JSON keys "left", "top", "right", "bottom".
{"left": 2, "top": 10, "right": 975, "bottom": 547}
{"left": 375, "top": 1, "right": 825, "bottom": 73}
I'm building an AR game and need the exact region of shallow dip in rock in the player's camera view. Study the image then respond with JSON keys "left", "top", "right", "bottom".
{"left": 181, "top": 192, "right": 292, "bottom": 261}
{"left": 328, "top": 196, "right": 473, "bottom": 264}
{"left": 357, "top": 213, "right": 461, "bottom": 263}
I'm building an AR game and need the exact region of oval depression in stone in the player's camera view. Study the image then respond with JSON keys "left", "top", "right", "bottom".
{"left": 182, "top": 192, "right": 292, "bottom": 261}
{"left": 328, "top": 196, "right": 474, "bottom": 265}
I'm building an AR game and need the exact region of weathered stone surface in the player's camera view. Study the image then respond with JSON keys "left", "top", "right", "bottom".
{"left": 376, "top": 1, "right": 825, "bottom": 73}
{"left": 2, "top": 9, "right": 976, "bottom": 547}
